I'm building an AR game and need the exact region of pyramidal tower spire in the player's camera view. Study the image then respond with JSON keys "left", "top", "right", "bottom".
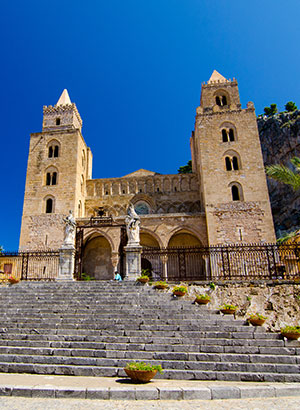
{"left": 56, "top": 89, "right": 72, "bottom": 106}
{"left": 208, "top": 70, "right": 227, "bottom": 83}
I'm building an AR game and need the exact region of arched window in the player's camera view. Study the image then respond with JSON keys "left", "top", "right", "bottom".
{"left": 134, "top": 202, "right": 150, "bottom": 215}
{"left": 45, "top": 168, "right": 58, "bottom": 185}
{"left": 215, "top": 90, "right": 229, "bottom": 107}
{"left": 216, "top": 96, "right": 221, "bottom": 106}
{"left": 225, "top": 157, "right": 232, "bottom": 171}
{"left": 229, "top": 182, "right": 243, "bottom": 201}
{"left": 231, "top": 185, "right": 240, "bottom": 201}
{"left": 221, "top": 127, "right": 235, "bottom": 142}
{"left": 224, "top": 150, "right": 241, "bottom": 171}
{"left": 56, "top": 118, "right": 61, "bottom": 125}
{"left": 45, "top": 198, "right": 53, "bottom": 213}
{"left": 48, "top": 140, "right": 60, "bottom": 158}
{"left": 222, "top": 96, "right": 227, "bottom": 106}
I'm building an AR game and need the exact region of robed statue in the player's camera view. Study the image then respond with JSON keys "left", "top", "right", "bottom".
{"left": 125, "top": 204, "right": 140, "bottom": 246}
{"left": 63, "top": 210, "right": 76, "bottom": 245}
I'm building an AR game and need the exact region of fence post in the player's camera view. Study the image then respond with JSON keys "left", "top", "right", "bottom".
{"left": 21, "top": 253, "right": 29, "bottom": 280}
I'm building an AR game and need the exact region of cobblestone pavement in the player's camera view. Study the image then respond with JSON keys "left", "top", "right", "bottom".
{"left": 0, "top": 397, "right": 300, "bottom": 410}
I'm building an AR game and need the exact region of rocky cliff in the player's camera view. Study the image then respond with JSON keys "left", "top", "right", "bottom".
{"left": 258, "top": 110, "right": 300, "bottom": 236}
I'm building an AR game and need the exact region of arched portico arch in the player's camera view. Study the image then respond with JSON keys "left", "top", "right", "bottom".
{"left": 82, "top": 234, "right": 113, "bottom": 280}
{"left": 167, "top": 228, "right": 204, "bottom": 248}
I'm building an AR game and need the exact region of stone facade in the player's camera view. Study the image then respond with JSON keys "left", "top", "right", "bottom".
{"left": 19, "top": 72, "right": 276, "bottom": 279}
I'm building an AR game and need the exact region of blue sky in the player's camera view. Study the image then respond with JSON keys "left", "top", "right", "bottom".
{"left": 1, "top": 0, "right": 299, "bottom": 250}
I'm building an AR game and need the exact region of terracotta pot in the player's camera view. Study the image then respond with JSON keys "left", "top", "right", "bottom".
{"left": 281, "top": 332, "right": 300, "bottom": 340}
{"left": 220, "top": 308, "right": 236, "bottom": 315}
{"left": 249, "top": 318, "right": 265, "bottom": 326}
{"left": 137, "top": 277, "right": 149, "bottom": 283}
{"left": 173, "top": 290, "right": 186, "bottom": 297}
{"left": 195, "top": 298, "right": 210, "bottom": 305}
{"left": 124, "top": 368, "right": 157, "bottom": 383}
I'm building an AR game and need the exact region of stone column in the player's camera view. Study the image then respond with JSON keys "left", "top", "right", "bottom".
{"left": 124, "top": 245, "right": 142, "bottom": 280}
{"left": 57, "top": 244, "right": 75, "bottom": 281}
{"left": 111, "top": 252, "right": 119, "bottom": 275}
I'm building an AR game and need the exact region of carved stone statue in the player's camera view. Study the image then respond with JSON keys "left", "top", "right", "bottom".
{"left": 125, "top": 204, "right": 140, "bottom": 246}
{"left": 63, "top": 210, "right": 76, "bottom": 246}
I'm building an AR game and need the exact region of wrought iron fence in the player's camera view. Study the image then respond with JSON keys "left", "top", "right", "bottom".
{"left": 142, "top": 243, "right": 300, "bottom": 282}
{"left": 0, "top": 251, "right": 60, "bottom": 281}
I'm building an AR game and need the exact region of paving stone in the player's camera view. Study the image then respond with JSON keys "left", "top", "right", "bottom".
{"left": 109, "top": 387, "right": 135, "bottom": 400}
{"left": 86, "top": 388, "right": 110, "bottom": 399}
{"left": 210, "top": 385, "right": 241, "bottom": 399}
{"left": 158, "top": 387, "right": 183, "bottom": 400}
{"left": 182, "top": 387, "right": 211, "bottom": 400}
{"left": 239, "top": 385, "right": 276, "bottom": 398}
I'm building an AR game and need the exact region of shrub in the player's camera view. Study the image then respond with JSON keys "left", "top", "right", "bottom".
{"left": 285, "top": 101, "right": 298, "bottom": 112}
{"left": 264, "top": 104, "right": 278, "bottom": 117}
{"left": 281, "top": 325, "right": 300, "bottom": 334}
{"left": 248, "top": 313, "right": 267, "bottom": 320}
{"left": 220, "top": 304, "right": 237, "bottom": 310}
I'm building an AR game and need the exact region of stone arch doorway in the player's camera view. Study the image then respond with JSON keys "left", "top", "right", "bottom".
{"left": 82, "top": 235, "right": 113, "bottom": 280}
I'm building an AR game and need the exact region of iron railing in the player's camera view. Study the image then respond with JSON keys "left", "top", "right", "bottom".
{"left": 142, "top": 243, "right": 300, "bottom": 281}
{"left": 0, "top": 251, "right": 60, "bottom": 281}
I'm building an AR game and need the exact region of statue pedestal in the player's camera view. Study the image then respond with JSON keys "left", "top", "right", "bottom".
{"left": 57, "top": 244, "right": 75, "bottom": 281}
{"left": 124, "top": 245, "right": 142, "bottom": 281}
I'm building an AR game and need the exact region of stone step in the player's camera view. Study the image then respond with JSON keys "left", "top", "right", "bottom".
{"left": 0, "top": 360, "right": 299, "bottom": 382}
{"left": 0, "top": 345, "right": 297, "bottom": 364}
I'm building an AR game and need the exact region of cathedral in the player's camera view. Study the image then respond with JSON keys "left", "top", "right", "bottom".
{"left": 19, "top": 70, "right": 276, "bottom": 279}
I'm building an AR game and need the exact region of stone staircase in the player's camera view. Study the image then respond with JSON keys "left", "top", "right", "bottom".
{"left": 0, "top": 281, "right": 299, "bottom": 382}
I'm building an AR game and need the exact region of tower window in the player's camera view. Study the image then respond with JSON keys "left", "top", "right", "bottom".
{"left": 232, "top": 156, "right": 239, "bottom": 170}
{"left": 46, "top": 171, "right": 57, "bottom": 186}
{"left": 222, "top": 129, "right": 228, "bottom": 142}
{"left": 48, "top": 144, "right": 59, "bottom": 158}
{"left": 216, "top": 96, "right": 221, "bottom": 106}
{"left": 215, "top": 93, "right": 229, "bottom": 107}
{"left": 229, "top": 128, "right": 234, "bottom": 141}
{"left": 222, "top": 96, "right": 227, "bottom": 106}
{"left": 225, "top": 157, "right": 232, "bottom": 171}
{"left": 46, "top": 198, "right": 53, "bottom": 213}
{"left": 231, "top": 185, "right": 240, "bottom": 201}
{"left": 56, "top": 118, "right": 61, "bottom": 125}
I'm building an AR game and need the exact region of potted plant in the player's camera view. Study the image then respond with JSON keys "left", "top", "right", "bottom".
{"left": 8, "top": 276, "right": 19, "bottom": 285}
{"left": 281, "top": 325, "right": 300, "bottom": 340}
{"left": 248, "top": 313, "right": 267, "bottom": 326}
{"left": 195, "top": 294, "right": 210, "bottom": 305}
{"left": 124, "top": 361, "right": 163, "bottom": 383}
{"left": 220, "top": 304, "right": 237, "bottom": 315}
{"left": 172, "top": 285, "right": 188, "bottom": 297}
{"left": 136, "top": 274, "right": 149, "bottom": 284}
{"left": 153, "top": 281, "right": 169, "bottom": 289}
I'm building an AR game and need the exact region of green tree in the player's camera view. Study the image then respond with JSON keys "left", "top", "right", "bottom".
{"left": 0, "top": 246, "right": 3, "bottom": 254}
{"left": 178, "top": 160, "right": 192, "bottom": 174}
{"left": 285, "top": 101, "right": 298, "bottom": 112}
{"left": 264, "top": 103, "right": 278, "bottom": 117}
{"left": 266, "top": 157, "right": 300, "bottom": 191}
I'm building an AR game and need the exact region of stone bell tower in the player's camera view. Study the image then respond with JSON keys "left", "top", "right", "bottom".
{"left": 19, "top": 89, "right": 93, "bottom": 251}
{"left": 191, "top": 70, "right": 275, "bottom": 245}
